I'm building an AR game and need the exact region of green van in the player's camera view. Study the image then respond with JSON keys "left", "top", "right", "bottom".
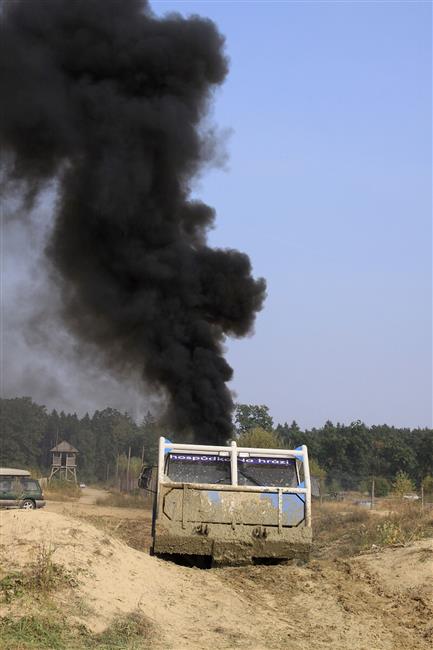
{"left": 0, "top": 468, "right": 46, "bottom": 509}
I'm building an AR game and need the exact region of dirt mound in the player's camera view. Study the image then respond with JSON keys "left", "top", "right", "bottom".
{"left": 220, "top": 540, "right": 433, "bottom": 650}
{"left": 0, "top": 509, "right": 432, "bottom": 649}
{"left": 0, "top": 510, "right": 273, "bottom": 648}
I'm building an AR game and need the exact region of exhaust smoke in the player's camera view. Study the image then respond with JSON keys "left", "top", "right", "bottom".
{"left": 0, "top": 0, "right": 266, "bottom": 443}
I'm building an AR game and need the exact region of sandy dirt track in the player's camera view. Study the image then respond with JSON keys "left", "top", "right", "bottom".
{"left": 0, "top": 508, "right": 432, "bottom": 649}
{"left": 75, "top": 486, "right": 110, "bottom": 506}
{"left": 47, "top": 488, "right": 152, "bottom": 522}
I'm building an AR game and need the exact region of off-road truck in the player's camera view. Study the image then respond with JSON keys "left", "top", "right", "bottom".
{"left": 139, "top": 437, "right": 312, "bottom": 566}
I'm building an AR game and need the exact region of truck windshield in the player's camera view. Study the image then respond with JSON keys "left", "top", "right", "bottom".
{"left": 166, "top": 454, "right": 231, "bottom": 484}
{"left": 237, "top": 457, "right": 298, "bottom": 487}
{"left": 166, "top": 454, "right": 298, "bottom": 487}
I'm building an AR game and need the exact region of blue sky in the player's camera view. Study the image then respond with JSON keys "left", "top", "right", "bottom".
{"left": 3, "top": 1, "right": 431, "bottom": 429}
{"left": 151, "top": 1, "right": 432, "bottom": 428}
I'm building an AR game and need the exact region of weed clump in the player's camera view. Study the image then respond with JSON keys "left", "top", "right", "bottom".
{"left": 375, "top": 520, "right": 404, "bottom": 546}
{"left": 0, "top": 612, "right": 153, "bottom": 649}
{"left": 0, "top": 544, "right": 77, "bottom": 603}
{"left": 0, "top": 616, "right": 67, "bottom": 649}
{"left": 96, "top": 611, "right": 152, "bottom": 648}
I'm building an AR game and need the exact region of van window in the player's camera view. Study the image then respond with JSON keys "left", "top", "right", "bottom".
{"left": 21, "top": 479, "right": 40, "bottom": 491}
{"left": 0, "top": 479, "right": 11, "bottom": 491}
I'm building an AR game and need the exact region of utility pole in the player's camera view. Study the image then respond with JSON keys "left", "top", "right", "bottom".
{"left": 126, "top": 446, "right": 131, "bottom": 492}
{"left": 370, "top": 478, "right": 375, "bottom": 510}
{"left": 421, "top": 484, "right": 424, "bottom": 511}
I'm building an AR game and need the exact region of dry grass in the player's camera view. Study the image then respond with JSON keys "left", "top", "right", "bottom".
{"left": 45, "top": 481, "right": 81, "bottom": 502}
{"left": 0, "top": 611, "right": 153, "bottom": 649}
{"left": 74, "top": 494, "right": 433, "bottom": 561}
{"left": 0, "top": 544, "right": 77, "bottom": 604}
{"left": 313, "top": 500, "right": 433, "bottom": 559}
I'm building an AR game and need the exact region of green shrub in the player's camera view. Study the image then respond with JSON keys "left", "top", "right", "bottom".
{"left": 309, "top": 458, "right": 326, "bottom": 480}
{"left": 375, "top": 520, "right": 403, "bottom": 546}
{"left": 422, "top": 475, "right": 433, "bottom": 494}
{"left": 374, "top": 477, "right": 391, "bottom": 497}
{"left": 237, "top": 427, "right": 281, "bottom": 448}
{"left": 392, "top": 471, "right": 415, "bottom": 497}
{"left": 360, "top": 477, "right": 391, "bottom": 497}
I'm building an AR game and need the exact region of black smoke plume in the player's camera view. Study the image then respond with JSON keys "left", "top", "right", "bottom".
{"left": 0, "top": 0, "right": 266, "bottom": 443}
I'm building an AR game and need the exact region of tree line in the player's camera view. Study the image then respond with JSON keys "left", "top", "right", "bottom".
{"left": 1, "top": 397, "right": 432, "bottom": 491}
{"left": 235, "top": 404, "right": 433, "bottom": 493}
{"left": 0, "top": 397, "right": 160, "bottom": 482}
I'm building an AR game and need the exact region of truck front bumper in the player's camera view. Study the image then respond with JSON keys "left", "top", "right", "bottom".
{"left": 153, "top": 521, "right": 312, "bottom": 565}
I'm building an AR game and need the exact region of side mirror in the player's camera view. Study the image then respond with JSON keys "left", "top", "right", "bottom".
{"left": 138, "top": 466, "right": 156, "bottom": 492}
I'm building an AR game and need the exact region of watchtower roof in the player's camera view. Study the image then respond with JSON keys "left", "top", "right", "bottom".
{"left": 50, "top": 440, "right": 79, "bottom": 453}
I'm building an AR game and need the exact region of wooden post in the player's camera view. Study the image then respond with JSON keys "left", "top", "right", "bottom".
{"left": 126, "top": 446, "right": 131, "bottom": 492}
{"left": 421, "top": 484, "right": 424, "bottom": 511}
{"left": 371, "top": 478, "right": 375, "bottom": 510}
{"left": 141, "top": 444, "right": 145, "bottom": 465}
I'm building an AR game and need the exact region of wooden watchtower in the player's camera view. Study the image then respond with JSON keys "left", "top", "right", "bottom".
{"left": 49, "top": 440, "right": 78, "bottom": 483}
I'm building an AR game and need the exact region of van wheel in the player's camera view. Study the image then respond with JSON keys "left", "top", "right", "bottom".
{"left": 21, "top": 499, "right": 36, "bottom": 510}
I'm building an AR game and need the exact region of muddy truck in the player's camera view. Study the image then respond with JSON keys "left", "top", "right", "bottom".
{"left": 139, "top": 437, "right": 312, "bottom": 566}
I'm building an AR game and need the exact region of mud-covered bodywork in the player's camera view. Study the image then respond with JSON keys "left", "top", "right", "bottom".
{"left": 140, "top": 439, "right": 312, "bottom": 565}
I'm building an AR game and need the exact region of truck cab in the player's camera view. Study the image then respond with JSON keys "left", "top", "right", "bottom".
{"left": 139, "top": 438, "right": 312, "bottom": 566}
